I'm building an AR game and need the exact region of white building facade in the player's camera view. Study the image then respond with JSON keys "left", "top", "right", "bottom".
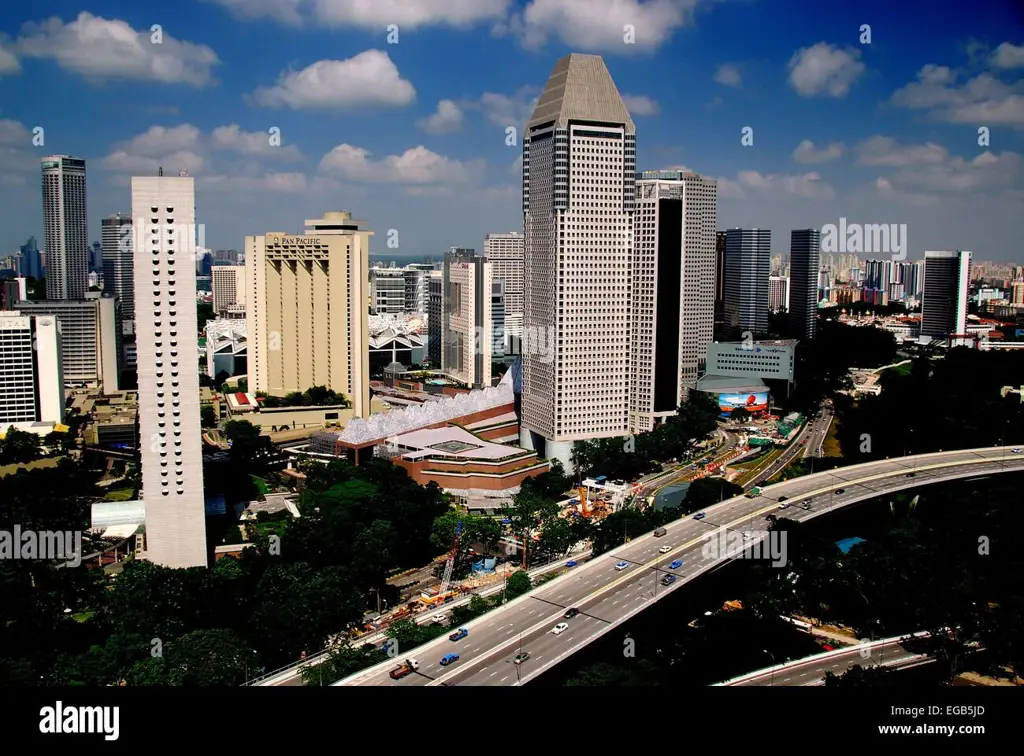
{"left": 132, "top": 173, "right": 208, "bottom": 569}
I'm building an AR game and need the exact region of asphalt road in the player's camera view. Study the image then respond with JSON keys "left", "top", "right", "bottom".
{"left": 336, "top": 446, "right": 1024, "bottom": 686}
{"left": 738, "top": 407, "right": 831, "bottom": 488}
{"left": 725, "top": 638, "right": 932, "bottom": 686}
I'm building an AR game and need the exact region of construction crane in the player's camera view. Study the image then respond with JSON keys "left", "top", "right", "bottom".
{"left": 438, "top": 521, "right": 462, "bottom": 599}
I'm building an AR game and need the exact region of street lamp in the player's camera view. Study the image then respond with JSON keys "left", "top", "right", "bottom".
{"left": 763, "top": 649, "right": 776, "bottom": 686}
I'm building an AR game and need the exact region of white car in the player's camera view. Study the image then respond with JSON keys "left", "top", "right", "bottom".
{"left": 1012, "top": 448, "right": 1023, "bottom": 454}
{"left": 551, "top": 623, "right": 569, "bottom": 635}
{"left": 659, "top": 545, "right": 671, "bottom": 554}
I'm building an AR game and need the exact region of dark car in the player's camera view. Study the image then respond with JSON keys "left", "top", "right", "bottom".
{"left": 564, "top": 608, "right": 580, "bottom": 619}
{"left": 905, "top": 472, "right": 916, "bottom": 478}
{"left": 513, "top": 652, "right": 530, "bottom": 666}
{"left": 802, "top": 503, "right": 811, "bottom": 510}
{"left": 777, "top": 495, "right": 788, "bottom": 502}
{"left": 661, "top": 574, "right": 676, "bottom": 586}
{"left": 834, "top": 488, "right": 845, "bottom": 494}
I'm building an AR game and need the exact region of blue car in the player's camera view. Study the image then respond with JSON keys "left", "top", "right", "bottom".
{"left": 448, "top": 628, "right": 468, "bottom": 642}
{"left": 566, "top": 560, "right": 577, "bottom": 568}
{"left": 669, "top": 560, "right": 683, "bottom": 570}
{"left": 614, "top": 561, "right": 629, "bottom": 571}
{"left": 693, "top": 512, "right": 706, "bottom": 520}
{"left": 440, "top": 653, "right": 460, "bottom": 666}
{"left": 660, "top": 574, "right": 676, "bottom": 586}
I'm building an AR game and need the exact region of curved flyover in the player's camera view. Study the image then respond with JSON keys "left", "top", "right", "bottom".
{"left": 335, "top": 447, "right": 1024, "bottom": 687}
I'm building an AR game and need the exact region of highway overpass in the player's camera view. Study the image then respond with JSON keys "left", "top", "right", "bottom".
{"left": 716, "top": 632, "right": 936, "bottom": 686}
{"left": 335, "top": 446, "right": 1024, "bottom": 686}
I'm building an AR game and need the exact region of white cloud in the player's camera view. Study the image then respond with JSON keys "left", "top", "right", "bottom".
{"left": 991, "top": 42, "right": 1024, "bottom": 70}
{"left": 788, "top": 42, "right": 865, "bottom": 97}
{"left": 211, "top": 125, "right": 304, "bottom": 160}
{"left": 883, "top": 150, "right": 1021, "bottom": 195}
{"left": 15, "top": 12, "right": 219, "bottom": 86}
{"left": 200, "top": 171, "right": 312, "bottom": 194}
{"left": 792, "top": 139, "right": 844, "bottom": 165}
{"left": 716, "top": 170, "right": 835, "bottom": 200}
{"left": 318, "top": 144, "right": 483, "bottom": 184}
{"left": 714, "top": 63, "right": 741, "bottom": 88}
{"left": 0, "top": 119, "right": 31, "bottom": 145}
{"left": 199, "top": 0, "right": 305, "bottom": 25}
{"left": 890, "top": 65, "right": 1024, "bottom": 129}
{"left": 502, "top": 0, "right": 698, "bottom": 53}
{"left": 467, "top": 86, "right": 541, "bottom": 127}
{"left": 202, "top": 0, "right": 511, "bottom": 28}
{"left": 855, "top": 136, "right": 948, "bottom": 167}
{"left": 101, "top": 150, "right": 206, "bottom": 174}
{"left": 0, "top": 38, "right": 20, "bottom": 75}
{"left": 313, "top": 0, "right": 512, "bottom": 29}
{"left": 622, "top": 94, "right": 660, "bottom": 115}
{"left": 874, "top": 177, "right": 940, "bottom": 207}
{"left": 417, "top": 100, "right": 464, "bottom": 134}
{"left": 509, "top": 155, "right": 523, "bottom": 175}
{"left": 251, "top": 51, "right": 415, "bottom": 109}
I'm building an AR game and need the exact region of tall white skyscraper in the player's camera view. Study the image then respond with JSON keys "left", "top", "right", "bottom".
{"left": 630, "top": 170, "right": 717, "bottom": 433}
{"left": 484, "top": 232, "right": 525, "bottom": 315}
{"left": 41, "top": 155, "right": 89, "bottom": 300}
{"left": 521, "top": 53, "right": 636, "bottom": 470}
{"left": 132, "top": 172, "right": 207, "bottom": 569}
{"left": 921, "top": 250, "right": 972, "bottom": 345}
{"left": 441, "top": 248, "right": 493, "bottom": 389}
{"left": 768, "top": 276, "right": 790, "bottom": 313}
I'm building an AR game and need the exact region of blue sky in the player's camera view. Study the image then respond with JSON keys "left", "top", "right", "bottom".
{"left": 1, "top": 0, "right": 1022, "bottom": 261}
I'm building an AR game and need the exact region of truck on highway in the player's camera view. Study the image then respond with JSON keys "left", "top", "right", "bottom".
{"left": 388, "top": 658, "right": 420, "bottom": 680}
{"left": 745, "top": 486, "right": 762, "bottom": 498}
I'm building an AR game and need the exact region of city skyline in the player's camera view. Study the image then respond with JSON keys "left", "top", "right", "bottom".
{"left": 0, "top": 1, "right": 1020, "bottom": 262}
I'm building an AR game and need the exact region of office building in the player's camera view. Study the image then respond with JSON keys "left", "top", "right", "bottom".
{"left": 427, "top": 270, "right": 442, "bottom": 366}
{"left": 404, "top": 263, "right": 433, "bottom": 313}
{"left": 132, "top": 171, "right": 207, "bottom": 569}
{"left": 921, "top": 250, "right": 972, "bottom": 344}
{"left": 521, "top": 53, "right": 636, "bottom": 469}
{"left": 213, "top": 249, "right": 242, "bottom": 265}
{"left": 0, "top": 311, "right": 63, "bottom": 424}
{"left": 1011, "top": 280, "right": 1024, "bottom": 306}
{"left": 723, "top": 228, "right": 771, "bottom": 336}
{"left": 630, "top": 170, "right": 717, "bottom": 432}
{"left": 212, "top": 265, "right": 245, "bottom": 313}
{"left": 706, "top": 339, "right": 797, "bottom": 382}
{"left": 715, "top": 231, "right": 727, "bottom": 325}
{"left": 20, "top": 237, "right": 42, "bottom": 280}
{"left": 789, "top": 229, "right": 820, "bottom": 339}
{"left": 246, "top": 211, "right": 371, "bottom": 417}
{"left": 485, "top": 231, "right": 525, "bottom": 317}
{"left": 370, "top": 267, "right": 406, "bottom": 314}
{"left": 442, "top": 248, "right": 493, "bottom": 388}
{"left": 101, "top": 213, "right": 134, "bottom": 319}
{"left": 41, "top": 155, "right": 89, "bottom": 300}
{"left": 1, "top": 278, "right": 27, "bottom": 310}
{"left": 16, "top": 297, "right": 118, "bottom": 391}
{"left": 769, "top": 276, "right": 789, "bottom": 313}
{"left": 492, "top": 279, "right": 506, "bottom": 360}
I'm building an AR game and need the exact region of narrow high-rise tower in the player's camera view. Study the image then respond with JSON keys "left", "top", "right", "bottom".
{"left": 132, "top": 173, "right": 207, "bottom": 568}
{"left": 921, "top": 250, "right": 972, "bottom": 346}
{"left": 723, "top": 228, "right": 771, "bottom": 337}
{"left": 788, "top": 228, "right": 821, "bottom": 339}
{"left": 630, "top": 170, "right": 717, "bottom": 433}
{"left": 41, "top": 155, "right": 88, "bottom": 300}
{"left": 521, "top": 53, "right": 636, "bottom": 470}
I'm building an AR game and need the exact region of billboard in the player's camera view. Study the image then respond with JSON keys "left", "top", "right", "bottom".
{"left": 717, "top": 392, "right": 769, "bottom": 416}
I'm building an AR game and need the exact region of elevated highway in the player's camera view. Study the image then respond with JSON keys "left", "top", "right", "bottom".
{"left": 335, "top": 447, "right": 1024, "bottom": 686}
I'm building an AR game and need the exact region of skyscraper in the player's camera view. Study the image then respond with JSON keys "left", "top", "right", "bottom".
{"left": 723, "top": 228, "right": 771, "bottom": 336}
{"left": 132, "top": 172, "right": 207, "bottom": 569}
{"left": 521, "top": 53, "right": 636, "bottom": 469}
{"left": 485, "top": 232, "right": 525, "bottom": 315}
{"left": 246, "top": 212, "right": 371, "bottom": 417}
{"left": 211, "top": 265, "right": 245, "bottom": 313}
{"left": 20, "top": 237, "right": 42, "bottom": 280}
{"left": 715, "top": 230, "right": 727, "bottom": 326}
{"left": 921, "top": 250, "right": 972, "bottom": 345}
{"left": 441, "top": 248, "right": 492, "bottom": 389}
{"left": 0, "top": 311, "right": 63, "bottom": 425}
{"left": 768, "top": 276, "right": 789, "bottom": 313}
{"left": 630, "top": 170, "right": 717, "bottom": 433}
{"left": 427, "top": 270, "right": 442, "bottom": 366}
{"left": 41, "top": 155, "right": 88, "bottom": 300}
{"left": 101, "top": 213, "right": 134, "bottom": 319}
{"left": 788, "top": 228, "right": 821, "bottom": 339}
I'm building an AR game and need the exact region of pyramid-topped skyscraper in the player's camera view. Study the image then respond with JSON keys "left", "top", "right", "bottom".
{"left": 519, "top": 54, "right": 637, "bottom": 472}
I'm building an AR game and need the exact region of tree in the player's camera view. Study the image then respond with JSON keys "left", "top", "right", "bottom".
{"left": 431, "top": 511, "right": 501, "bottom": 557}
{"left": 199, "top": 373, "right": 216, "bottom": 388}
{"left": 501, "top": 491, "right": 560, "bottom": 567}
{"left": 823, "top": 664, "right": 899, "bottom": 687}
{"left": 730, "top": 407, "right": 750, "bottom": 424}
{"left": 301, "top": 642, "right": 385, "bottom": 686}
{"left": 504, "top": 570, "right": 532, "bottom": 600}
{"left": 127, "top": 629, "right": 258, "bottom": 686}
{"left": 537, "top": 516, "right": 584, "bottom": 558}
{"left": 200, "top": 406, "right": 216, "bottom": 428}
{"left": 683, "top": 478, "right": 744, "bottom": 514}
{"left": 0, "top": 426, "right": 42, "bottom": 465}
{"left": 197, "top": 302, "right": 215, "bottom": 332}
{"left": 224, "top": 419, "right": 270, "bottom": 469}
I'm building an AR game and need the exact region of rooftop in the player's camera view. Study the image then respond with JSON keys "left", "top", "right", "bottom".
{"left": 696, "top": 374, "right": 769, "bottom": 393}
{"left": 388, "top": 426, "right": 525, "bottom": 461}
